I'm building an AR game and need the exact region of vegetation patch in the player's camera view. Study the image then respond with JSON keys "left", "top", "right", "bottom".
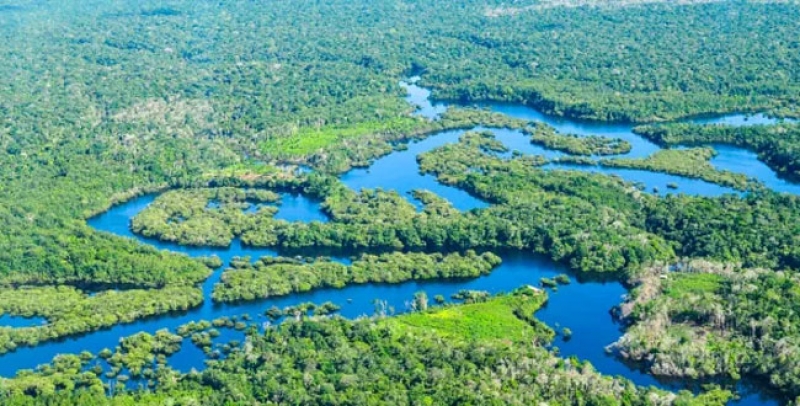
{"left": 635, "top": 122, "right": 800, "bottom": 181}
{"left": 0, "top": 286, "right": 202, "bottom": 356}
{"left": 212, "top": 251, "right": 502, "bottom": 303}
{"left": 600, "top": 148, "right": 755, "bottom": 190}
{"left": 528, "top": 123, "right": 632, "bottom": 156}
{"left": 260, "top": 117, "right": 427, "bottom": 157}
{"left": 611, "top": 260, "right": 800, "bottom": 397}
{"left": 386, "top": 288, "right": 553, "bottom": 343}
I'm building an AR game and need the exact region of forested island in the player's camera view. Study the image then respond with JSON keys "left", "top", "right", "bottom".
{"left": 2, "top": 0, "right": 800, "bottom": 405}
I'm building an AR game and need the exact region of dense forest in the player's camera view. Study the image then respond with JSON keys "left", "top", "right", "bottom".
{"left": 1, "top": 0, "right": 799, "bottom": 289}
{"left": 2, "top": 0, "right": 800, "bottom": 404}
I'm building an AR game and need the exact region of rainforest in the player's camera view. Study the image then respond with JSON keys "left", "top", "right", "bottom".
{"left": 2, "top": 0, "right": 800, "bottom": 405}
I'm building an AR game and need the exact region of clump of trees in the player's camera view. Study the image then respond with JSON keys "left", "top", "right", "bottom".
{"left": 0, "top": 286, "right": 202, "bottom": 356}
{"left": 212, "top": 251, "right": 502, "bottom": 303}
{"left": 528, "top": 123, "right": 632, "bottom": 156}
{"left": 131, "top": 187, "right": 283, "bottom": 247}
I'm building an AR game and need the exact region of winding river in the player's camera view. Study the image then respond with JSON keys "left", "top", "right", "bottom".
{"left": 1, "top": 81, "right": 797, "bottom": 404}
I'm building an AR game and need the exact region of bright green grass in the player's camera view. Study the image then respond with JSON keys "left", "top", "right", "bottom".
{"left": 663, "top": 273, "right": 724, "bottom": 299}
{"left": 260, "top": 117, "right": 427, "bottom": 156}
{"left": 384, "top": 291, "right": 551, "bottom": 343}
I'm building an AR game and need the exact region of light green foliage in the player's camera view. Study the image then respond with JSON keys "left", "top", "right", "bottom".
{"left": 601, "top": 148, "right": 754, "bottom": 190}
{"left": 105, "top": 330, "right": 183, "bottom": 378}
{"left": 662, "top": 272, "right": 723, "bottom": 299}
{"left": 0, "top": 355, "right": 105, "bottom": 398}
{"left": 387, "top": 288, "right": 553, "bottom": 343}
{"left": 261, "top": 117, "right": 428, "bottom": 156}
{"left": 636, "top": 122, "right": 800, "bottom": 180}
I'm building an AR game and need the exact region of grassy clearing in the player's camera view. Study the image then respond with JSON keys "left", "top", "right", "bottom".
{"left": 385, "top": 290, "right": 553, "bottom": 343}
{"left": 260, "top": 117, "right": 427, "bottom": 156}
{"left": 663, "top": 273, "right": 724, "bottom": 299}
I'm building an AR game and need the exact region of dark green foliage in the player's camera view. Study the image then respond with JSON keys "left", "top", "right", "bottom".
{"left": 426, "top": 2, "right": 800, "bottom": 122}
{"left": 529, "top": 123, "right": 632, "bottom": 156}
{"left": 644, "top": 193, "right": 800, "bottom": 269}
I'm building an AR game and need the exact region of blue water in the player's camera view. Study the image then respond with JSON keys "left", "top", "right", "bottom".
{"left": 438, "top": 83, "right": 794, "bottom": 198}
{"left": 341, "top": 129, "right": 489, "bottom": 212}
{"left": 2, "top": 83, "right": 797, "bottom": 405}
{"left": 0, "top": 315, "right": 46, "bottom": 328}
{"left": 688, "top": 113, "right": 795, "bottom": 127}
{"left": 211, "top": 193, "right": 329, "bottom": 220}
{"left": 546, "top": 163, "right": 738, "bottom": 197}
{"left": 342, "top": 124, "right": 740, "bottom": 201}
{"left": 273, "top": 193, "right": 330, "bottom": 223}
{"left": 709, "top": 145, "right": 800, "bottom": 195}
{"left": 401, "top": 77, "right": 448, "bottom": 120}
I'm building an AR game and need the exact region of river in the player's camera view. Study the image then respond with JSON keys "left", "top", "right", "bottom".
{"left": 1, "top": 80, "right": 796, "bottom": 404}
